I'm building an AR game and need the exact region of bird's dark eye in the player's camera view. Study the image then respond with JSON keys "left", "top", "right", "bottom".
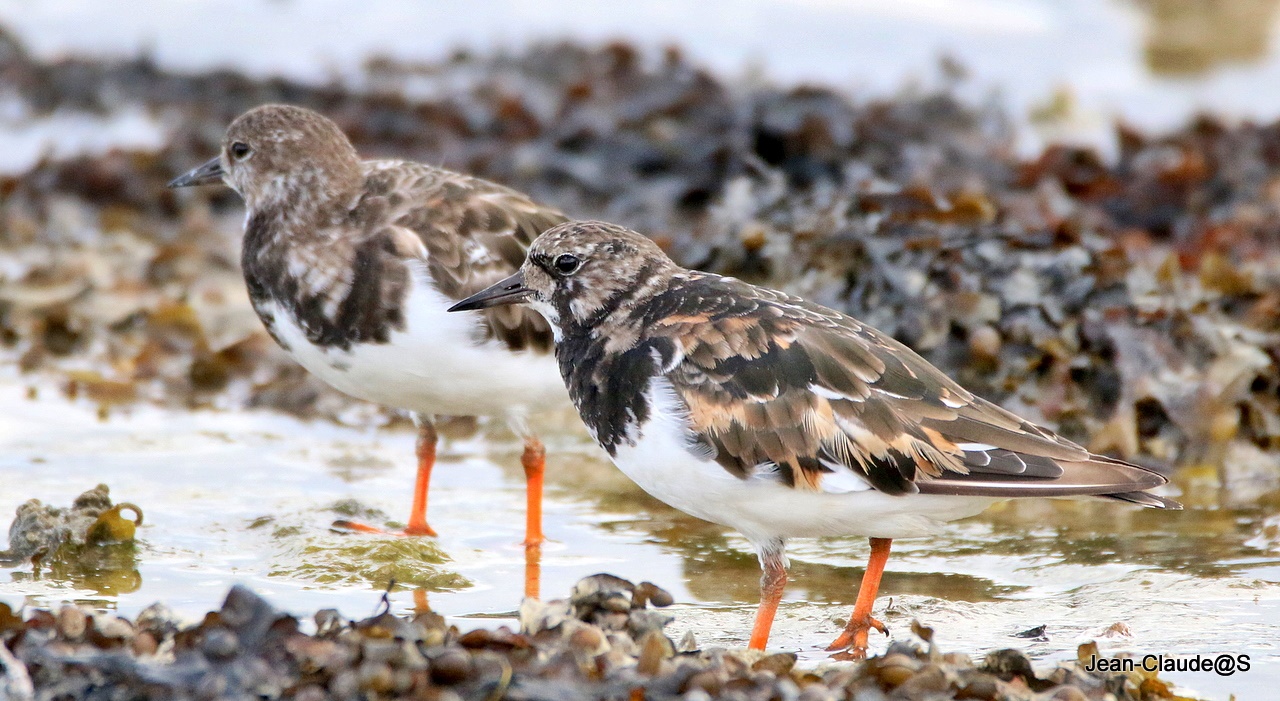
{"left": 553, "top": 253, "right": 581, "bottom": 275}
{"left": 229, "top": 142, "right": 251, "bottom": 160}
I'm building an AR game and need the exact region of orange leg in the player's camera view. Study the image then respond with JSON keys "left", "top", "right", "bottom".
{"left": 521, "top": 436, "right": 545, "bottom": 547}
{"left": 748, "top": 549, "right": 788, "bottom": 650}
{"left": 413, "top": 589, "right": 431, "bottom": 613}
{"left": 826, "top": 537, "right": 892, "bottom": 659}
{"left": 404, "top": 422, "right": 439, "bottom": 536}
{"left": 524, "top": 541, "right": 542, "bottom": 600}
{"left": 521, "top": 436, "right": 546, "bottom": 600}
{"left": 333, "top": 421, "right": 438, "bottom": 537}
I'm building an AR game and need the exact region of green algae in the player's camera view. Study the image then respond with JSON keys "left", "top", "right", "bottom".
{"left": 269, "top": 536, "right": 470, "bottom": 590}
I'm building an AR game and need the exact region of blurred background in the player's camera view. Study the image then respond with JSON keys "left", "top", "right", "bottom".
{"left": 0, "top": 2, "right": 1278, "bottom": 699}
{"left": 10, "top": 0, "right": 1280, "bottom": 164}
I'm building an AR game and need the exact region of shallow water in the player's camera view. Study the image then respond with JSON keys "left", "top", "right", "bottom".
{"left": 1, "top": 376, "right": 1277, "bottom": 699}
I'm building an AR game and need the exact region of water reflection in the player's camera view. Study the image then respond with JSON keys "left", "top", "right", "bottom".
{"left": 9, "top": 542, "right": 142, "bottom": 598}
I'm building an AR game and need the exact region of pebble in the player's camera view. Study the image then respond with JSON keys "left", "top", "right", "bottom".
{"left": 55, "top": 605, "right": 86, "bottom": 640}
{"left": 3, "top": 573, "right": 1191, "bottom": 699}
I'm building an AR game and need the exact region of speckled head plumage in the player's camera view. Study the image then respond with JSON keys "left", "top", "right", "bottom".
{"left": 516, "top": 221, "right": 679, "bottom": 334}
{"left": 218, "top": 104, "right": 364, "bottom": 211}
{"left": 169, "top": 104, "right": 363, "bottom": 213}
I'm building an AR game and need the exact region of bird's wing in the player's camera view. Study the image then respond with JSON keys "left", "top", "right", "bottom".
{"left": 649, "top": 274, "right": 1172, "bottom": 504}
{"left": 371, "top": 163, "right": 568, "bottom": 353}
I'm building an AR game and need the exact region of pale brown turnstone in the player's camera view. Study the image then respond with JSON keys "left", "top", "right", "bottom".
{"left": 449, "top": 220, "right": 1181, "bottom": 657}
{"left": 170, "top": 104, "right": 570, "bottom": 558}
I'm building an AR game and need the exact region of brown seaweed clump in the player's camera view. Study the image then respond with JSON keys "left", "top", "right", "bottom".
{"left": 1, "top": 485, "right": 144, "bottom": 597}
{"left": 1, "top": 484, "right": 141, "bottom": 566}
{"left": 0, "top": 574, "right": 1204, "bottom": 701}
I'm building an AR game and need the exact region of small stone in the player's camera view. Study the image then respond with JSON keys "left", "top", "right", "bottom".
{"left": 626, "top": 609, "right": 673, "bottom": 638}
{"left": 132, "top": 630, "right": 159, "bottom": 656}
{"left": 636, "top": 631, "right": 673, "bottom": 676}
{"left": 357, "top": 661, "right": 394, "bottom": 693}
{"left": 194, "top": 672, "right": 227, "bottom": 700}
{"left": 220, "top": 584, "right": 271, "bottom": 629}
{"left": 876, "top": 662, "right": 917, "bottom": 688}
{"left": 879, "top": 652, "right": 920, "bottom": 670}
{"left": 1048, "top": 686, "right": 1089, "bottom": 701}
{"left": 571, "top": 573, "right": 635, "bottom": 616}
{"left": 634, "top": 581, "right": 674, "bottom": 608}
{"left": 428, "top": 648, "right": 472, "bottom": 685}
{"left": 943, "top": 652, "right": 973, "bottom": 667}
{"left": 135, "top": 602, "right": 179, "bottom": 638}
{"left": 361, "top": 638, "right": 402, "bottom": 665}
{"left": 1076, "top": 641, "right": 1100, "bottom": 669}
{"left": 1100, "top": 622, "right": 1132, "bottom": 638}
{"left": 752, "top": 652, "right": 797, "bottom": 676}
{"left": 954, "top": 675, "right": 999, "bottom": 700}
{"left": 683, "top": 670, "right": 723, "bottom": 696}
{"left": 329, "top": 670, "right": 360, "bottom": 700}
{"left": 982, "top": 648, "right": 1037, "bottom": 682}
{"left": 315, "top": 608, "right": 344, "bottom": 637}
{"left": 894, "top": 663, "right": 949, "bottom": 695}
{"left": 392, "top": 669, "right": 415, "bottom": 694}
{"left": 910, "top": 620, "right": 936, "bottom": 644}
{"left": 676, "top": 630, "right": 698, "bottom": 653}
{"left": 595, "top": 611, "right": 630, "bottom": 631}
{"left": 293, "top": 684, "right": 328, "bottom": 701}
{"left": 421, "top": 690, "right": 464, "bottom": 701}
{"left": 874, "top": 652, "right": 922, "bottom": 687}
{"left": 91, "top": 615, "right": 134, "bottom": 646}
{"left": 200, "top": 628, "right": 239, "bottom": 661}
{"left": 56, "top": 605, "right": 87, "bottom": 639}
{"left": 567, "top": 623, "right": 608, "bottom": 656}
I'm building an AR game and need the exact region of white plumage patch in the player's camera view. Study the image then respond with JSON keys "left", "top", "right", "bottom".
{"left": 528, "top": 298, "right": 563, "bottom": 342}
{"left": 609, "top": 377, "right": 998, "bottom": 545}
{"left": 264, "top": 264, "right": 569, "bottom": 420}
{"left": 809, "top": 384, "right": 852, "bottom": 401}
{"left": 958, "top": 442, "right": 998, "bottom": 452}
{"left": 816, "top": 460, "right": 874, "bottom": 493}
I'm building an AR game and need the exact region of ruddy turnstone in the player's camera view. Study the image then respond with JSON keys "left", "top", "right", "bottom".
{"left": 449, "top": 220, "right": 1181, "bottom": 656}
{"left": 169, "top": 104, "right": 570, "bottom": 559}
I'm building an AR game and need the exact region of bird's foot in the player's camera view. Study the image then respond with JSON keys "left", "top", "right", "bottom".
{"left": 331, "top": 519, "right": 438, "bottom": 537}
{"left": 825, "top": 615, "right": 888, "bottom": 660}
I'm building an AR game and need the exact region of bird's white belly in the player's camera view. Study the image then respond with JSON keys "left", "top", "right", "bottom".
{"left": 611, "top": 379, "right": 998, "bottom": 543}
{"left": 262, "top": 272, "right": 569, "bottom": 419}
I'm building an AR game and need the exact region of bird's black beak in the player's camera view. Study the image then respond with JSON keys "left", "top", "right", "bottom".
{"left": 168, "top": 156, "right": 225, "bottom": 188}
{"left": 448, "top": 271, "right": 533, "bottom": 312}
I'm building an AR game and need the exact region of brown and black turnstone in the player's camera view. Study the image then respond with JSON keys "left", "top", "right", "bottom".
{"left": 170, "top": 105, "right": 570, "bottom": 563}
{"left": 450, "top": 220, "right": 1181, "bottom": 657}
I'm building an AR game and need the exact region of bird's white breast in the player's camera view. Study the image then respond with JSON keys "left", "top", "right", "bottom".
{"left": 610, "top": 377, "right": 998, "bottom": 544}
{"left": 263, "top": 265, "right": 569, "bottom": 421}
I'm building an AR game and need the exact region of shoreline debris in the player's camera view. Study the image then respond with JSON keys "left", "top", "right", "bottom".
{"left": 0, "top": 574, "right": 1205, "bottom": 700}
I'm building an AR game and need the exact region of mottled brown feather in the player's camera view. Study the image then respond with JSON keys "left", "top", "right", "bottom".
{"left": 357, "top": 163, "right": 567, "bottom": 354}
{"left": 635, "top": 272, "right": 1160, "bottom": 498}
